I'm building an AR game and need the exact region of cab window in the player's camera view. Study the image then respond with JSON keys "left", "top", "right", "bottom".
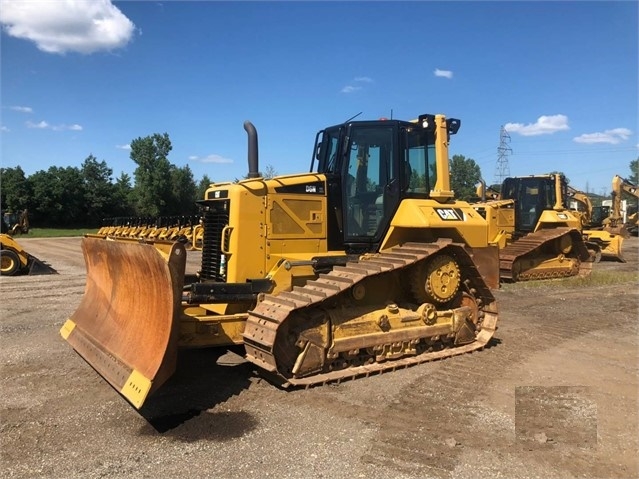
{"left": 315, "top": 128, "right": 341, "bottom": 174}
{"left": 403, "top": 129, "right": 433, "bottom": 196}
{"left": 343, "top": 126, "right": 394, "bottom": 239}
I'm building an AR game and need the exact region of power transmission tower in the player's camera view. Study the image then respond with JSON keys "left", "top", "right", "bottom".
{"left": 494, "top": 126, "right": 512, "bottom": 186}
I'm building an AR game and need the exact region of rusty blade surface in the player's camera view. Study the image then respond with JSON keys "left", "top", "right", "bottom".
{"left": 62, "top": 236, "right": 186, "bottom": 408}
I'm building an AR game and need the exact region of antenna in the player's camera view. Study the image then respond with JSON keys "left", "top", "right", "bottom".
{"left": 494, "top": 125, "right": 512, "bottom": 185}
{"left": 344, "top": 112, "right": 362, "bottom": 123}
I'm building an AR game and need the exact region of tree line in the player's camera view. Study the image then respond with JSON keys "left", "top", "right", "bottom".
{"left": 1, "top": 133, "right": 214, "bottom": 228}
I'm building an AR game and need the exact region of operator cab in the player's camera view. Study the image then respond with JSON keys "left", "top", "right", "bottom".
{"left": 501, "top": 175, "right": 567, "bottom": 232}
{"left": 311, "top": 115, "right": 458, "bottom": 253}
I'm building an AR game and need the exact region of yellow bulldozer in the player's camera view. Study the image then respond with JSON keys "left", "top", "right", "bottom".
{"left": 474, "top": 174, "right": 600, "bottom": 281}
{"left": 566, "top": 186, "right": 625, "bottom": 262}
{"left": 61, "top": 113, "right": 501, "bottom": 409}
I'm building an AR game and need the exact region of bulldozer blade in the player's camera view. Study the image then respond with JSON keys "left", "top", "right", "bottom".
{"left": 600, "top": 235, "right": 626, "bottom": 263}
{"left": 61, "top": 236, "right": 187, "bottom": 409}
{"left": 27, "top": 255, "right": 57, "bottom": 275}
{"left": 468, "top": 244, "right": 500, "bottom": 290}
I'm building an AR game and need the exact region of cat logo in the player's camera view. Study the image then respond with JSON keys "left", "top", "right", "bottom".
{"left": 435, "top": 208, "right": 462, "bottom": 221}
{"left": 306, "top": 185, "right": 317, "bottom": 193}
{"left": 557, "top": 213, "right": 568, "bottom": 220}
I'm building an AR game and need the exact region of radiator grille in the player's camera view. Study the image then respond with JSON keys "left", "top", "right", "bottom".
{"left": 200, "top": 200, "right": 229, "bottom": 281}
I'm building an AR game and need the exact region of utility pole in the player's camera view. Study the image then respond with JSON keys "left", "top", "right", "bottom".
{"left": 494, "top": 126, "right": 512, "bottom": 186}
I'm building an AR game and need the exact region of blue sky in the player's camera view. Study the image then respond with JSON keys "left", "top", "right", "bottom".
{"left": 1, "top": 0, "right": 637, "bottom": 196}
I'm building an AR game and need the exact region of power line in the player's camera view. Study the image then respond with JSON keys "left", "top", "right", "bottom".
{"left": 494, "top": 126, "right": 512, "bottom": 185}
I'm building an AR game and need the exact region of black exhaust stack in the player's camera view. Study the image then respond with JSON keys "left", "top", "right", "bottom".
{"left": 243, "top": 121, "right": 260, "bottom": 179}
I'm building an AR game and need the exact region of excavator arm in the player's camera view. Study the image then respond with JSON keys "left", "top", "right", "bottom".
{"left": 604, "top": 175, "right": 638, "bottom": 235}
{"left": 567, "top": 186, "right": 593, "bottom": 228}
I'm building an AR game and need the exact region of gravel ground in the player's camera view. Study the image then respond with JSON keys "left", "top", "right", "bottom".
{"left": 1, "top": 235, "right": 637, "bottom": 479}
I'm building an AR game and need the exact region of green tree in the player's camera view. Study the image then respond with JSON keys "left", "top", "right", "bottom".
{"left": 450, "top": 154, "right": 482, "bottom": 201}
{"left": 130, "top": 133, "right": 173, "bottom": 217}
{"left": 81, "top": 155, "right": 118, "bottom": 227}
{"left": 629, "top": 158, "right": 638, "bottom": 184}
{"left": 111, "top": 172, "right": 135, "bottom": 219}
{"left": 0, "top": 166, "right": 31, "bottom": 213}
{"left": 263, "top": 164, "right": 278, "bottom": 179}
{"left": 196, "top": 174, "right": 213, "bottom": 201}
{"left": 168, "top": 164, "right": 198, "bottom": 215}
{"left": 29, "top": 166, "right": 85, "bottom": 227}
{"left": 238, "top": 163, "right": 278, "bottom": 181}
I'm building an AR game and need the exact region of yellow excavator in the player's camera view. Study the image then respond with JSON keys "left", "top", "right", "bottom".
{"left": 566, "top": 186, "right": 625, "bottom": 262}
{"left": 474, "top": 174, "right": 598, "bottom": 281}
{"left": 603, "top": 175, "right": 639, "bottom": 236}
{"left": 61, "top": 113, "right": 500, "bottom": 409}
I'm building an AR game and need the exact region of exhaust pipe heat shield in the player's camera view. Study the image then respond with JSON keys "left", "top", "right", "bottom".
{"left": 61, "top": 236, "right": 186, "bottom": 409}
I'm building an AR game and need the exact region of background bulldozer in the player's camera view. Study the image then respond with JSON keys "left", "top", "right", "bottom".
{"left": 474, "top": 174, "right": 599, "bottom": 281}
{"left": 62, "top": 113, "right": 500, "bottom": 409}
{"left": 567, "top": 185, "right": 625, "bottom": 262}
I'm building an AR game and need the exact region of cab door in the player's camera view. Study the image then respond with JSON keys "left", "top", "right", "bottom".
{"left": 342, "top": 124, "right": 400, "bottom": 247}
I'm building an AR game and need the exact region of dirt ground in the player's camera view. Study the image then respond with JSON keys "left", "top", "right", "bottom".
{"left": 1, "top": 236, "right": 638, "bottom": 479}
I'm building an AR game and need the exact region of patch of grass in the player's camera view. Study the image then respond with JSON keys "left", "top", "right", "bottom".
{"left": 500, "top": 269, "right": 639, "bottom": 290}
{"left": 16, "top": 228, "right": 99, "bottom": 238}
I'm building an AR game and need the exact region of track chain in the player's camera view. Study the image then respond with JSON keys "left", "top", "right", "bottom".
{"left": 242, "top": 239, "right": 498, "bottom": 387}
{"left": 499, "top": 227, "right": 592, "bottom": 281}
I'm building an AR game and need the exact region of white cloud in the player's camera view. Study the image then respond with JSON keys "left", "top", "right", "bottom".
{"left": 0, "top": 0, "right": 135, "bottom": 54}
{"left": 1, "top": 125, "right": 9, "bottom": 132}
{"left": 26, "top": 120, "right": 50, "bottom": 129}
{"left": 190, "top": 154, "right": 234, "bottom": 164}
{"left": 116, "top": 144, "right": 131, "bottom": 150}
{"left": 10, "top": 105, "right": 33, "bottom": 113}
{"left": 26, "top": 120, "right": 83, "bottom": 131}
{"left": 341, "top": 76, "right": 374, "bottom": 93}
{"left": 434, "top": 69, "right": 453, "bottom": 79}
{"left": 573, "top": 128, "right": 632, "bottom": 145}
{"left": 504, "top": 114, "right": 570, "bottom": 136}
{"left": 341, "top": 85, "right": 362, "bottom": 94}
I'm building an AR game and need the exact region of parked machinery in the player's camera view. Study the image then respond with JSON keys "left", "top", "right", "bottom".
{"left": 567, "top": 186, "right": 624, "bottom": 262}
{"left": 0, "top": 235, "right": 56, "bottom": 276}
{"left": 474, "top": 174, "right": 598, "bottom": 281}
{"left": 603, "top": 175, "right": 639, "bottom": 236}
{"left": 61, "top": 113, "right": 500, "bottom": 409}
{"left": 97, "top": 215, "right": 203, "bottom": 249}
{"left": 2, "top": 209, "right": 29, "bottom": 236}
